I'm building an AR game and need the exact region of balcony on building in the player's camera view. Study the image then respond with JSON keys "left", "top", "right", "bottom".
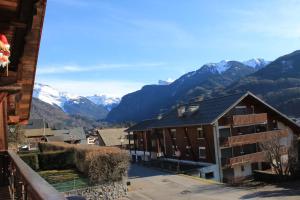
{"left": 232, "top": 113, "right": 268, "bottom": 127}
{"left": 228, "top": 129, "right": 288, "bottom": 147}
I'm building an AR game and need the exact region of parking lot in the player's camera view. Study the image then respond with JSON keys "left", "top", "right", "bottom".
{"left": 125, "top": 164, "right": 300, "bottom": 200}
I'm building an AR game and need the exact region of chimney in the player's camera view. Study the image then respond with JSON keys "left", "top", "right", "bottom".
{"left": 177, "top": 105, "right": 186, "bottom": 117}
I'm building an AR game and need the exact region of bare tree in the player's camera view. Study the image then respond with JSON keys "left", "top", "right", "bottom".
{"left": 259, "top": 133, "right": 298, "bottom": 177}
{"left": 285, "top": 134, "right": 298, "bottom": 176}
{"left": 259, "top": 134, "right": 284, "bottom": 176}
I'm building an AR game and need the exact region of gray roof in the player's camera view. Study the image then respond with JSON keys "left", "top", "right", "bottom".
{"left": 151, "top": 92, "right": 246, "bottom": 128}
{"left": 125, "top": 119, "right": 158, "bottom": 132}
{"left": 97, "top": 128, "right": 128, "bottom": 146}
{"left": 127, "top": 91, "right": 300, "bottom": 132}
{"left": 46, "top": 127, "right": 86, "bottom": 143}
{"left": 25, "top": 119, "right": 48, "bottom": 129}
{"left": 127, "top": 93, "right": 246, "bottom": 131}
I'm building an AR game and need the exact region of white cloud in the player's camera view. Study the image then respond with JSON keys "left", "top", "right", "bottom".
{"left": 35, "top": 79, "right": 145, "bottom": 98}
{"left": 37, "top": 62, "right": 167, "bottom": 75}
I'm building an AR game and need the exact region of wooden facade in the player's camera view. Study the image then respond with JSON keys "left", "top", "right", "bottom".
{"left": 127, "top": 92, "right": 300, "bottom": 183}
{"left": 0, "top": 0, "right": 66, "bottom": 199}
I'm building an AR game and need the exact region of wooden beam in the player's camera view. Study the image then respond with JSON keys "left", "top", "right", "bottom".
{"left": 0, "top": 83, "right": 22, "bottom": 94}
{"left": 0, "top": 93, "right": 8, "bottom": 151}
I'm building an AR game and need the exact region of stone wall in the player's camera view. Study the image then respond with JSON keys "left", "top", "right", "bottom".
{"left": 65, "top": 182, "right": 127, "bottom": 200}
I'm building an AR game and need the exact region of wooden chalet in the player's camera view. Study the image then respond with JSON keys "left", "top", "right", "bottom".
{"left": 126, "top": 92, "right": 300, "bottom": 183}
{"left": 0, "top": 0, "right": 65, "bottom": 199}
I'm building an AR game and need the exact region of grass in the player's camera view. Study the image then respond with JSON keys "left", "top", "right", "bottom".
{"left": 38, "top": 169, "right": 89, "bottom": 192}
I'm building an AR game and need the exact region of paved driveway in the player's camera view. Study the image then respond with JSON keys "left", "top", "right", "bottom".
{"left": 124, "top": 164, "right": 300, "bottom": 200}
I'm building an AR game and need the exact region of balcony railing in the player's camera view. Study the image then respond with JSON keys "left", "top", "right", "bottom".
{"left": 229, "top": 151, "right": 266, "bottom": 166}
{"left": 229, "top": 147, "right": 288, "bottom": 166}
{"left": 232, "top": 113, "right": 268, "bottom": 126}
{"left": 228, "top": 129, "right": 288, "bottom": 147}
{"left": 7, "top": 150, "right": 65, "bottom": 200}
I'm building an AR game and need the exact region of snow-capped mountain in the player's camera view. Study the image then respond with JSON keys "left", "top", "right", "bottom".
{"left": 86, "top": 95, "right": 120, "bottom": 111}
{"left": 107, "top": 58, "right": 270, "bottom": 122}
{"left": 33, "top": 83, "right": 72, "bottom": 108}
{"left": 158, "top": 78, "right": 174, "bottom": 85}
{"left": 243, "top": 58, "right": 270, "bottom": 69}
{"left": 201, "top": 58, "right": 270, "bottom": 74}
{"left": 33, "top": 83, "right": 121, "bottom": 113}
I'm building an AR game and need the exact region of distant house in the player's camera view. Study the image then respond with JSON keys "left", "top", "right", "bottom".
{"left": 97, "top": 128, "right": 128, "bottom": 148}
{"left": 23, "top": 119, "right": 51, "bottom": 149}
{"left": 126, "top": 92, "right": 300, "bottom": 183}
{"left": 46, "top": 127, "right": 86, "bottom": 144}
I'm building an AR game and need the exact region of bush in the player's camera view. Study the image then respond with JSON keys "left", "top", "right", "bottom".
{"left": 88, "top": 152, "right": 129, "bottom": 184}
{"left": 38, "top": 151, "right": 75, "bottom": 170}
{"left": 38, "top": 142, "right": 130, "bottom": 184}
{"left": 39, "top": 142, "right": 74, "bottom": 152}
{"left": 20, "top": 153, "right": 39, "bottom": 170}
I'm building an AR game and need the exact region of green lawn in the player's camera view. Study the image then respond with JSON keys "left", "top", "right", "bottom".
{"left": 38, "top": 169, "right": 89, "bottom": 192}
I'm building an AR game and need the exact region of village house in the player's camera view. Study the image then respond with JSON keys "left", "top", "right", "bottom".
{"left": 23, "top": 119, "right": 52, "bottom": 150}
{"left": 126, "top": 92, "right": 300, "bottom": 183}
{"left": 97, "top": 128, "right": 128, "bottom": 148}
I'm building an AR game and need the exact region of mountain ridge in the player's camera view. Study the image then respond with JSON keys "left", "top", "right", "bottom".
{"left": 107, "top": 58, "right": 270, "bottom": 122}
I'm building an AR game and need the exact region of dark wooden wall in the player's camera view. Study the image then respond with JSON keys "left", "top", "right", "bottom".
{"left": 0, "top": 93, "right": 8, "bottom": 151}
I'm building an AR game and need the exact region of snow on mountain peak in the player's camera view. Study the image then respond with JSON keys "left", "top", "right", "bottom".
{"left": 33, "top": 83, "right": 120, "bottom": 110}
{"left": 200, "top": 58, "right": 270, "bottom": 74}
{"left": 33, "top": 83, "right": 72, "bottom": 108}
{"left": 87, "top": 94, "right": 120, "bottom": 106}
{"left": 158, "top": 78, "right": 174, "bottom": 85}
{"left": 201, "top": 60, "right": 231, "bottom": 73}
{"left": 243, "top": 58, "right": 270, "bottom": 68}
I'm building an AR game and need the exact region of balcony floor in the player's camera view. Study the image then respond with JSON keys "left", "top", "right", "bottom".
{"left": 0, "top": 186, "right": 11, "bottom": 200}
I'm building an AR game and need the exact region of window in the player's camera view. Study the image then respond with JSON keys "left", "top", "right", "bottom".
{"left": 199, "top": 147, "right": 206, "bottom": 159}
{"left": 172, "top": 145, "right": 177, "bottom": 156}
{"left": 197, "top": 127, "right": 205, "bottom": 139}
{"left": 186, "top": 145, "right": 191, "bottom": 156}
{"left": 272, "top": 120, "right": 278, "bottom": 130}
{"left": 171, "top": 129, "right": 176, "bottom": 139}
{"left": 241, "top": 165, "right": 245, "bottom": 172}
{"left": 205, "top": 172, "right": 214, "bottom": 179}
{"left": 235, "top": 105, "right": 247, "bottom": 115}
{"left": 151, "top": 139, "right": 156, "bottom": 147}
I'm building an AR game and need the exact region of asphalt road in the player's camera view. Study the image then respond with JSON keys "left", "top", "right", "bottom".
{"left": 124, "top": 164, "right": 300, "bottom": 200}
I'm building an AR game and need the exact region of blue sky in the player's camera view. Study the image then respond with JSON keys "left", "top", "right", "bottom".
{"left": 36, "top": 0, "right": 300, "bottom": 97}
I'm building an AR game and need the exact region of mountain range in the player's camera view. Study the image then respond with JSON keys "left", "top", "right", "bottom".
{"left": 31, "top": 83, "right": 120, "bottom": 128}
{"left": 32, "top": 50, "right": 300, "bottom": 127}
{"left": 106, "top": 58, "right": 271, "bottom": 122}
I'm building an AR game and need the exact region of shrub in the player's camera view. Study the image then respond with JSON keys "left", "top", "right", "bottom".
{"left": 39, "top": 142, "right": 74, "bottom": 152}
{"left": 38, "top": 150, "right": 75, "bottom": 170}
{"left": 38, "top": 142, "right": 130, "bottom": 184}
{"left": 20, "top": 153, "right": 39, "bottom": 170}
{"left": 88, "top": 151, "right": 129, "bottom": 184}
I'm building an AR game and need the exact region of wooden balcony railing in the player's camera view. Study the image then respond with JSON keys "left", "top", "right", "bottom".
{"left": 7, "top": 150, "right": 65, "bottom": 200}
{"left": 228, "top": 129, "right": 288, "bottom": 147}
{"left": 229, "top": 147, "right": 288, "bottom": 166}
{"left": 230, "top": 151, "right": 266, "bottom": 166}
{"left": 232, "top": 113, "right": 268, "bottom": 126}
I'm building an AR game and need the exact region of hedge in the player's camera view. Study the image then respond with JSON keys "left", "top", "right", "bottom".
{"left": 38, "top": 150, "right": 75, "bottom": 170}
{"left": 20, "top": 153, "right": 39, "bottom": 170}
{"left": 38, "top": 142, "right": 130, "bottom": 185}
{"left": 20, "top": 150, "right": 75, "bottom": 171}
